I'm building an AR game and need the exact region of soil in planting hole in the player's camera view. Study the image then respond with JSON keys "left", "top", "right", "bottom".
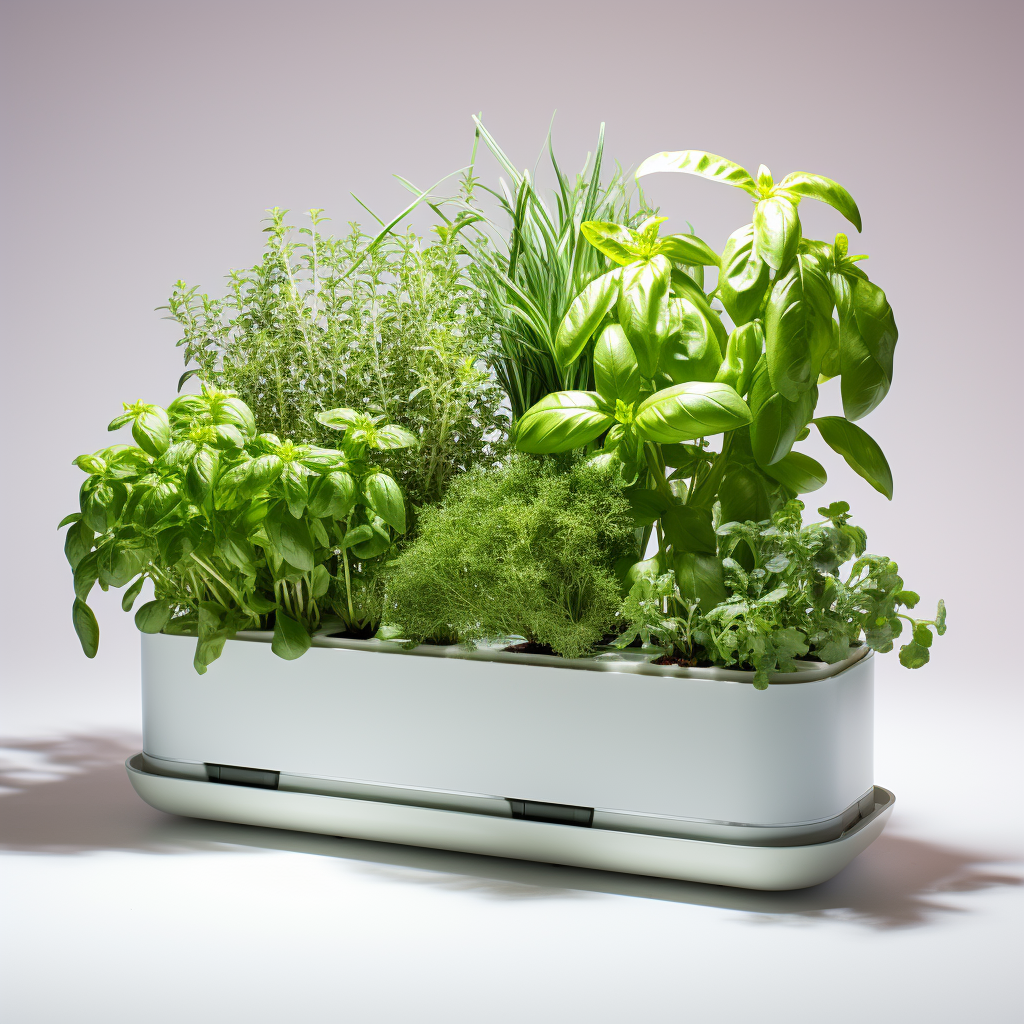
{"left": 503, "top": 641, "right": 560, "bottom": 657}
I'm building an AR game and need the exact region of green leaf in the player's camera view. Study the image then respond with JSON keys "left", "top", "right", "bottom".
{"left": 626, "top": 488, "right": 672, "bottom": 527}
{"left": 515, "top": 391, "right": 614, "bottom": 454}
{"left": 64, "top": 520, "right": 95, "bottom": 570}
{"left": 280, "top": 462, "right": 309, "bottom": 518}
{"left": 272, "top": 611, "right": 312, "bottom": 661}
{"left": 674, "top": 552, "right": 728, "bottom": 610}
{"left": 778, "top": 172, "right": 862, "bottom": 232}
{"left": 593, "top": 325, "right": 641, "bottom": 406}
{"left": 764, "top": 257, "right": 834, "bottom": 399}
{"left": 655, "top": 233, "right": 720, "bottom": 267}
{"left": 617, "top": 256, "right": 673, "bottom": 379}
{"left": 662, "top": 505, "right": 717, "bottom": 554}
{"left": 761, "top": 451, "right": 827, "bottom": 494}
{"left": 813, "top": 416, "right": 894, "bottom": 499}
{"left": 718, "top": 224, "right": 772, "bottom": 326}
{"left": 719, "top": 466, "right": 772, "bottom": 525}
{"left": 183, "top": 448, "right": 219, "bottom": 506}
{"left": 121, "top": 575, "right": 146, "bottom": 612}
{"left": 840, "top": 278, "right": 897, "bottom": 421}
{"left": 308, "top": 471, "right": 357, "bottom": 520}
{"left": 217, "top": 453, "right": 283, "bottom": 506}
{"left": 898, "top": 639, "right": 930, "bottom": 669}
{"left": 748, "top": 358, "right": 818, "bottom": 466}
{"left": 635, "top": 381, "right": 750, "bottom": 444}
{"left": 714, "top": 322, "right": 763, "bottom": 396}
{"left": 316, "top": 407, "right": 361, "bottom": 431}
{"left": 554, "top": 269, "right": 622, "bottom": 369}
{"left": 132, "top": 407, "right": 171, "bottom": 458}
{"left": 72, "top": 598, "right": 99, "bottom": 658}
{"left": 935, "top": 599, "right": 947, "bottom": 635}
{"left": 58, "top": 513, "right": 83, "bottom": 528}
{"left": 135, "top": 599, "right": 172, "bottom": 634}
{"left": 579, "top": 221, "right": 642, "bottom": 265}
{"left": 636, "top": 150, "right": 758, "bottom": 196}
{"left": 339, "top": 523, "right": 374, "bottom": 550}
{"left": 375, "top": 424, "right": 418, "bottom": 450}
{"left": 351, "top": 516, "right": 393, "bottom": 559}
{"left": 264, "top": 507, "right": 315, "bottom": 571}
{"left": 753, "top": 196, "right": 801, "bottom": 272}
{"left": 363, "top": 471, "right": 406, "bottom": 533}
{"left": 656, "top": 299, "right": 723, "bottom": 387}
{"left": 73, "top": 453, "right": 108, "bottom": 475}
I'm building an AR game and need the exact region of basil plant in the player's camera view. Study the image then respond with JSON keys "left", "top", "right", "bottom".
{"left": 60, "top": 387, "right": 412, "bottom": 673}
{"left": 515, "top": 149, "right": 897, "bottom": 609}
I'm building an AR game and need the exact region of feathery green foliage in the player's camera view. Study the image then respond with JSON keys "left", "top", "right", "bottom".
{"left": 164, "top": 209, "right": 507, "bottom": 515}
{"left": 384, "top": 454, "right": 637, "bottom": 657}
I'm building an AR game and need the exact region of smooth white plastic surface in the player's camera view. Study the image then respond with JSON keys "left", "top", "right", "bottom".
{"left": 141, "top": 633, "right": 874, "bottom": 833}
{"left": 125, "top": 755, "right": 894, "bottom": 890}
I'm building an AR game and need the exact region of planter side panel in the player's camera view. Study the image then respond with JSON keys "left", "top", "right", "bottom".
{"left": 142, "top": 634, "right": 873, "bottom": 826}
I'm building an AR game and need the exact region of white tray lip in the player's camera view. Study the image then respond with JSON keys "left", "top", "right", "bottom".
{"left": 158, "top": 630, "right": 871, "bottom": 686}
{"left": 125, "top": 754, "right": 894, "bottom": 854}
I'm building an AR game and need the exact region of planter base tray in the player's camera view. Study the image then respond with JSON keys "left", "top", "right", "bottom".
{"left": 125, "top": 755, "right": 894, "bottom": 890}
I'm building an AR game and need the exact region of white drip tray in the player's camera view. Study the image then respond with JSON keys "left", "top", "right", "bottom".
{"left": 125, "top": 755, "right": 894, "bottom": 891}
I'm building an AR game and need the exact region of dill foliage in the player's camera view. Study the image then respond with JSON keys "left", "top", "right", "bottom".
{"left": 384, "top": 454, "right": 637, "bottom": 658}
{"left": 164, "top": 208, "right": 507, "bottom": 514}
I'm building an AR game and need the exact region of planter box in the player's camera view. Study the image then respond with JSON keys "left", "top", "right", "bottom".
{"left": 128, "top": 632, "right": 893, "bottom": 889}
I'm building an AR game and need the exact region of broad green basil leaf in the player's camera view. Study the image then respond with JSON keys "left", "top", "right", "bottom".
{"left": 97, "top": 541, "right": 143, "bottom": 588}
{"left": 107, "top": 411, "right": 135, "bottom": 431}
{"left": 660, "top": 442, "right": 705, "bottom": 469}
{"left": 375, "top": 424, "right": 418, "bottom": 450}
{"left": 352, "top": 516, "right": 392, "bottom": 559}
{"left": 280, "top": 461, "right": 309, "bottom": 518}
{"left": 64, "top": 520, "right": 95, "bottom": 570}
{"left": 216, "top": 529, "right": 256, "bottom": 573}
{"left": 73, "top": 550, "right": 99, "bottom": 601}
{"left": 339, "top": 523, "right": 374, "bottom": 550}
{"left": 245, "top": 593, "right": 277, "bottom": 616}
{"left": 764, "top": 257, "right": 834, "bottom": 399}
{"left": 157, "top": 525, "right": 197, "bottom": 566}
{"left": 210, "top": 423, "right": 245, "bottom": 449}
{"left": 748, "top": 357, "right": 817, "bottom": 466}
{"left": 655, "top": 233, "right": 720, "bottom": 267}
{"left": 618, "top": 255, "right": 673, "bottom": 379}
{"left": 636, "top": 150, "right": 758, "bottom": 196}
{"left": 626, "top": 488, "right": 673, "bottom": 527}
{"left": 272, "top": 611, "right": 311, "bottom": 661}
{"left": 662, "top": 505, "right": 717, "bottom": 554}
{"left": 715, "top": 322, "right": 763, "bottom": 396}
{"left": 840, "top": 278, "right": 897, "bottom": 421}
{"left": 183, "top": 448, "right": 219, "bottom": 506}
{"left": 778, "top": 172, "right": 862, "bottom": 231}
{"left": 761, "top": 451, "right": 827, "bottom": 493}
{"left": 57, "top": 513, "right": 83, "bottom": 528}
{"left": 363, "top": 471, "right": 406, "bottom": 533}
{"left": 898, "top": 639, "right": 930, "bottom": 669}
{"left": 515, "top": 391, "right": 614, "bottom": 454}
{"left": 135, "top": 599, "right": 172, "bottom": 634}
{"left": 132, "top": 407, "right": 171, "bottom": 457}
{"left": 718, "top": 224, "right": 771, "bottom": 326}
{"left": 813, "top": 416, "right": 894, "bottom": 499}
{"left": 668, "top": 269, "right": 728, "bottom": 348}
{"left": 73, "top": 453, "right": 107, "bottom": 475}
{"left": 72, "top": 598, "right": 99, "bottom": 658}
{"left": 265, "top": 507, "right": 315, "bottom": 571}
{"left": 211, "top": 395, "right": 257, "bottom": 436}
{"left": 753, "top": 195, "right": 801, "bottom": 273}
{"left": 121, "top": 575, "right": 145, "bottom": 612}
{"left": 217, "top": 453, "right": 283, "bottom": 507}
{"left": 554, "top": 269, "right": 622, "bottom": 368}
{"left": 656, "top": 298, "right": 723, "bottom": 387}
{"left": 296, "top": 447, "right": 347, "bottom": 472}
{"left": 674, "top": 552, "right": 728, "bottom": 609}
{"left": 635, "top": 381, "right": 750, "bottom": 444}
{"left": 316, "top": 407, "right": 361, "bottom": 431}
{"left": 308, "top": 470, "right": 357, "bottom": 520}
{"left": 719, "top": 466, "right": 772, "bottom": 525}
{"left": 579, "top": 221, "right": 642, "bottom": 265}
{"left": 593, "top": 325, "right": 641, "bottom": 406}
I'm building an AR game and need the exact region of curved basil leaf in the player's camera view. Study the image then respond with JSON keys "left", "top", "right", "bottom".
{"left": 265, "top": 507, "right": 315, "bottom": 571}
{"left": 778, "top": 172, "right": 862, "bottom": 232}
{"left": 714, "top": 322, "right": 763, "bottom": 396}
{"left": 183, "top": 448, "right": 219, "bottom": 506}
{"left": 636, "top": 150, "right": 758, "bottom": 196}
{"left": 655, "top": 233, "right": 720, "bottom": 267}
{"left": 668, "top": 269, "right": 728, "bottom": 348}
{"left": 719, "top": 466, "right": 772, "bottom": 525}
{"left": 656, "top": 298, "right": 723, "bottom": 387}
{"left": 131, "top": 407, "right": 171, "bottom": 458}
{"left": 280, "top": 462, "right": 309, "bottom": 518}
{"left": 515, "top": 391, "right": 614, "bottom": 454}
{"left": 555, "top": 269, "right": 622, "bottom": 369}
{"left": 662, "top": 505, "right": 717, "bottom": 554}
{"left": 580, "top": 221, "right": 642, "bottom": 265}
{"left": 764, "top": 257, "right": 834, "bottom": 399}
{"left": 718, "top": 224, "right": 771, "bottom": 326}
{"left": 617, "top": 255, "right": 672, "bottom": 379}
{"left": 840, "top": 278, "right": 897, "bottom": 421}
{"left": 594, "top": 325, "right": 641, "bottom": 406}
{"left": 673, "top": 552, "right": 728, "bottom": 609}
{"left": 72, "top": 598, "right": 100, "bottom": 658}
{"left": 627, "top": 488, "right": 673, "bottom": 527}
{"left": 363, "top": 471, "right": 406, "bottom": 533}
{"left": 635, "top": 381, "right": 751, "bottom": 444}
{"left": 748, "top": 358, "right": 817, "bottom": 466}
{"left": 135, "top": 599, "right": 172, "bottom": 634}
{"left": 64, "top": 520, "right": 95, "bottom": 570}
{"left": 316, "top": 407, "right": 361, "bottom": 430}
{"left": 121, "top": 574, "right": 145, "bottom": 612}
{"left": 753, "top": 195, "right": 801, "bottom": 273}
{"left": 272, "top": 611, "right": 311, "bottom": 661}
{"left": 814, "top": 416, "right": 893, "bottom": 499}
{"left": 761, "top": 451, "right": 827, "bottom": 493}
{"left": 375, "top": 424, "right": 418, "bottom": 450}
{"left": 308, "top": 470, "right": 357, "bottom": 520}
{"left": 351, "top": 516, "right": 393, "bottom": 559}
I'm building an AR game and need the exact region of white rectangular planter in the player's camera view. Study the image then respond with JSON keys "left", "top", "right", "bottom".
{"left": 129, "top": 631, "right": 889, "bottom": 888}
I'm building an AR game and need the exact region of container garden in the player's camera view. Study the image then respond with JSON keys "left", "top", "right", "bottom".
{"left": 127, "top": 631, "right": 894, "bottom": 890}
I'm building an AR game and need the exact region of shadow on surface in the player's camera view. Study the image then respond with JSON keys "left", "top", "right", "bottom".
{"left": 1, "top": 733, "right": 1020, "bottom": 928}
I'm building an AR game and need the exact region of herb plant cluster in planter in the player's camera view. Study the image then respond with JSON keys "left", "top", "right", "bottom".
{"left": 62, "top": 123, "right": 944, "bottom": 685}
